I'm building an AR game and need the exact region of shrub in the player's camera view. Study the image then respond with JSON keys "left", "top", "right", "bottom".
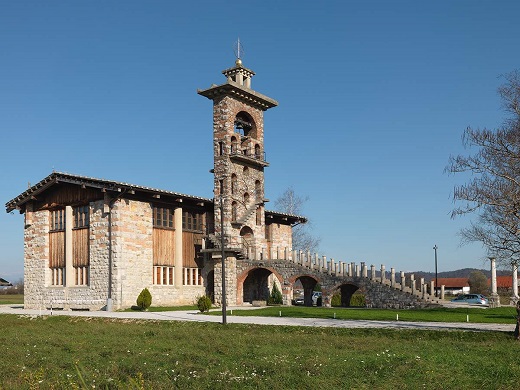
{"left": 136, "top": 288, "right": 152, "bottom": 311}
{"left": 314, "top": 283, "right": 322, "bottom": 292}
{"left": 197, "top": 295, "right": 212, "bottom": 313}
{"left": 350, "top": 291, "right": 366, "bottom": 307}
{"left": 331, "top": 292, "right": 342, "bottom": 307}
{"left": 268, "top": 283, "right": 283, "bottom": 305}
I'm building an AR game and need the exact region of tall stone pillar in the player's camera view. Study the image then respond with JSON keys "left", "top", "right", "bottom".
{"left": 371, "top": 265, "right": 376, "bottom": 281}
{"left": 362, "top": 262, "right": 368, "bottom": 278}
{"left": 390, "top": 268, "right": 395, "bottom": 287}
{"left": 65, "top": 206, "right": 74, "bottom": 287}
{"left": 174, "top": 207, "right": 183, "bottom": 287}
{"left": 380, "top": 265, "right": 386, "bottom": 284}
{"left": 400, "top": 271, "right": 406, "bottom": 291}
{"left": 489, "top": 257, "right": 500, "bottom": 308}
{"left": 440, "top": 285, "right": 445, "bottom": 300}
{"left": 430, "top": 280, "right": 435, "bottom": 297}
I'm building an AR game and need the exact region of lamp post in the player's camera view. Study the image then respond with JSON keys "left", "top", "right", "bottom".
{"left": 433, "top": 245, "right": 438, "bottom": 297}
{"left": 220, "top": 196, "right": 227, "bottom": 325}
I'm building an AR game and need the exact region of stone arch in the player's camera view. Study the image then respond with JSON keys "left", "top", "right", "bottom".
{"left": 332, "top": 283, "right": 363, "bottom": 307}
{"left": 290, "top": 274, "right": 319, "bottom": 307}
{"left": 234, "top": 111, "right": 257, "bottom": 139}
{"left": 236, "top": 266, "right": 284, "bottom": 305}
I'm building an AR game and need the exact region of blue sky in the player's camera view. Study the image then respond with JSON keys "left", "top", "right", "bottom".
{"left": 1, "top": 1, "right": 519, "bottom": 281}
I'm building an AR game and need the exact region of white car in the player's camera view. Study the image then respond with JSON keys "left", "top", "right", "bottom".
{"left": 312, "top": 291, "right": 322, "bottom": 306}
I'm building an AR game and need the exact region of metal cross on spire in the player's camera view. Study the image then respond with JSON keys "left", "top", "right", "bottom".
{"left": 233, "top": 38, "right": 244, "bottom": 60}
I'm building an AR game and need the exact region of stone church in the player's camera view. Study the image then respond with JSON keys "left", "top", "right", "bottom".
{"left": 5, "top": 57, "right": 306, "bottom": 311}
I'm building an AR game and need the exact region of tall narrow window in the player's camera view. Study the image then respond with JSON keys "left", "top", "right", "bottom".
{"left": 231, "top": 201, "right": 237, "bottom": 221}
{"left": 219, "top": 180, "right": 224, "bottom": 196}
{"left": 49, "top": 209, "right": 65, "bottom": 286}
{"left": 153, "top": 206, "right": 175, "bottom": 285}
{"left": 218, "top": 141, "right": 224, "bottom": 156}
{"left": 255, "top": 144, "right": 261, "bottom": 159}
{"left": 231, "top": 174, "right": 237, "bottom": 195}
{"left": 244, "top": 193, "right": 250, "bottom": 207}
{"left": 73, "top": 205, "right": 90, "bottom": 286}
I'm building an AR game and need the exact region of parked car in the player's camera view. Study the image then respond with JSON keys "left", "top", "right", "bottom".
{"left": 312, "top": 291, "right": 322, "bottom": 306}
{"left": 293, "top": 297, "right": 304, "bottom": 306}
{"left": 451, "top": 294, "right": 489, "bottom": 305}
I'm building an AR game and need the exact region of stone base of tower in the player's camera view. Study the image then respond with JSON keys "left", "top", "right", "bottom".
{"left": 211, "top": 255, "right": 238, "bottom": 306}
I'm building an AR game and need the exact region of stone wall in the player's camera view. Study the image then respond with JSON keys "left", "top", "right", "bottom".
{"left": 23, "top": 206, "right": 48, "bottom": 309}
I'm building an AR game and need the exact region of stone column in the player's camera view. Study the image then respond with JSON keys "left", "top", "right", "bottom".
{"left": 420, "top": 277, "right": 424, "bottom": 293}
{"left": 65, "top": 206, "right": 74, "bottom": 287}
{"left": 380, "top": 265, "right": 386, "bottom": 284}
{"left": 400, "top": 271, "right": 406, "bottom": 291}
{"left": 441, "top": 285, "right": 445, "bottom": 300}
{"left": 351, "top": 262, "right": 356, "bottom": 277}
{"left": 347, "top": 262, "right": 352, "bottom": 277}
{"left": 410, "top": 274, "right": 415, "bottom": 292}
{"left": 355, "top": 264, "right": 360, "bottom": 277}
{"left": 390, "top": 268, "right": 395, "bottom": 288}
{"left": 174, "top": 207, "right": 183, "bottom": 287}
{"left": 512, "top": 262, "right": 519, "bottom": 302}
{"left": 430, "top": 280, "right": 435, "bottom": 297}
{"left": 322, "top": 256, "right": 327, "bottom": 272}
{"left": 362, "top": 262, "right": 368, "bottom": 278}
{"left": 489, "top": 257, "right": 500, "bottom": 307}
{"left": 371, "top": 265, "right": 376, "bottom": 281}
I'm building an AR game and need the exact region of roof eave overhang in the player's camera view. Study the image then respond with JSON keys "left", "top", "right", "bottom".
{"left": 197, "top": 81, "right": 278, "bottom": 111}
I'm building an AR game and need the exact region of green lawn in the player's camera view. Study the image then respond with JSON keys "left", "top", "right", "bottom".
{"left": 0, "top": 294, "right": 23, "bottom": 305}
{"left": 214, "top": 305, "right": 518, "bottom": 324}
{"left": 0, "top": 314, "right": 518, "bottom": 389}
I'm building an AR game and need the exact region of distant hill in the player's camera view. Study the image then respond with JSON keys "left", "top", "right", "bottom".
{"left": 408, "top": 268, "right": 511, "bottom": 283}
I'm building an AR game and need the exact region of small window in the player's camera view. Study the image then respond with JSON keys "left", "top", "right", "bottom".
{"left": 50, "top": 209, "right": 65, "bottom": 231}
{"left": 243, "top": 166, "right": 249, "bottom": 176}
{"left": 153, "top": 207, "right": 174, "bottom": 228}
{"left": 73, "top": 205, "right": 89, "bottom": 228}
{"left": 182, "top": 211, "right": 203, "bottom": 231}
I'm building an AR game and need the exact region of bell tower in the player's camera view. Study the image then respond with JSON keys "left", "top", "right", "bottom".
{"left": 198, "top": 52, "right": 278, "bottom": 260}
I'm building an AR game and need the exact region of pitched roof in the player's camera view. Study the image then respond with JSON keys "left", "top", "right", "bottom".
{"left": 5, "top": 172, "right": 307, "bottom": 225}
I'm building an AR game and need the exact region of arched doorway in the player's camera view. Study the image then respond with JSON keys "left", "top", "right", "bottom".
{"left": 293, "top": 276, "right": 318, "bottom": 306}
{"left": 242, "top": 268, "right": 273, "bottom": 304}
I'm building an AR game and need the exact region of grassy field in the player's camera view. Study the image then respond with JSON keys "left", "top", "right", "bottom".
{"left": 1, "top": 314, "right": 519, "bottom": 389}
{"left": 214, "top": 305, "right": 519, "bottom": 324}
{"left": 0, "top": 294, "right": 23, "bottom": 305}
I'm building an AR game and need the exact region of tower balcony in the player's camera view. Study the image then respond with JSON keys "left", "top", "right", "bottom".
{"left": 229, "top": 148, "right": 269, "bottom": 167}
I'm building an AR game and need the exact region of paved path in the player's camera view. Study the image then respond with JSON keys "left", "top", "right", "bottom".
{"left": 0, "top": 305, "right": 515, "bottom": 333}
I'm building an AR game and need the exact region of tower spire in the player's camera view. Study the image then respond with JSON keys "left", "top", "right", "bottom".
{"left": 234, "top": 38, "right": 244, "bottom": 67}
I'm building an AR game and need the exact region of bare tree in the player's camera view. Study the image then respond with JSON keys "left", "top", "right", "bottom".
{"left": 274, "top": 187, "right": 321, "bottom": 253}
{"left": 446, "top": 70, "right": 520, "bottom": 267}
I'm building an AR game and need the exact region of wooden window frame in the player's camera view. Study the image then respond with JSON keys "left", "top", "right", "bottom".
{"left": 153, "top": 206, "right": 174, "bottom": 229}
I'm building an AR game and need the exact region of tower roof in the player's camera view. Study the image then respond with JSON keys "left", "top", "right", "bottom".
{"left": 198, "top": 60, "right": 278, "bottom": 111}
